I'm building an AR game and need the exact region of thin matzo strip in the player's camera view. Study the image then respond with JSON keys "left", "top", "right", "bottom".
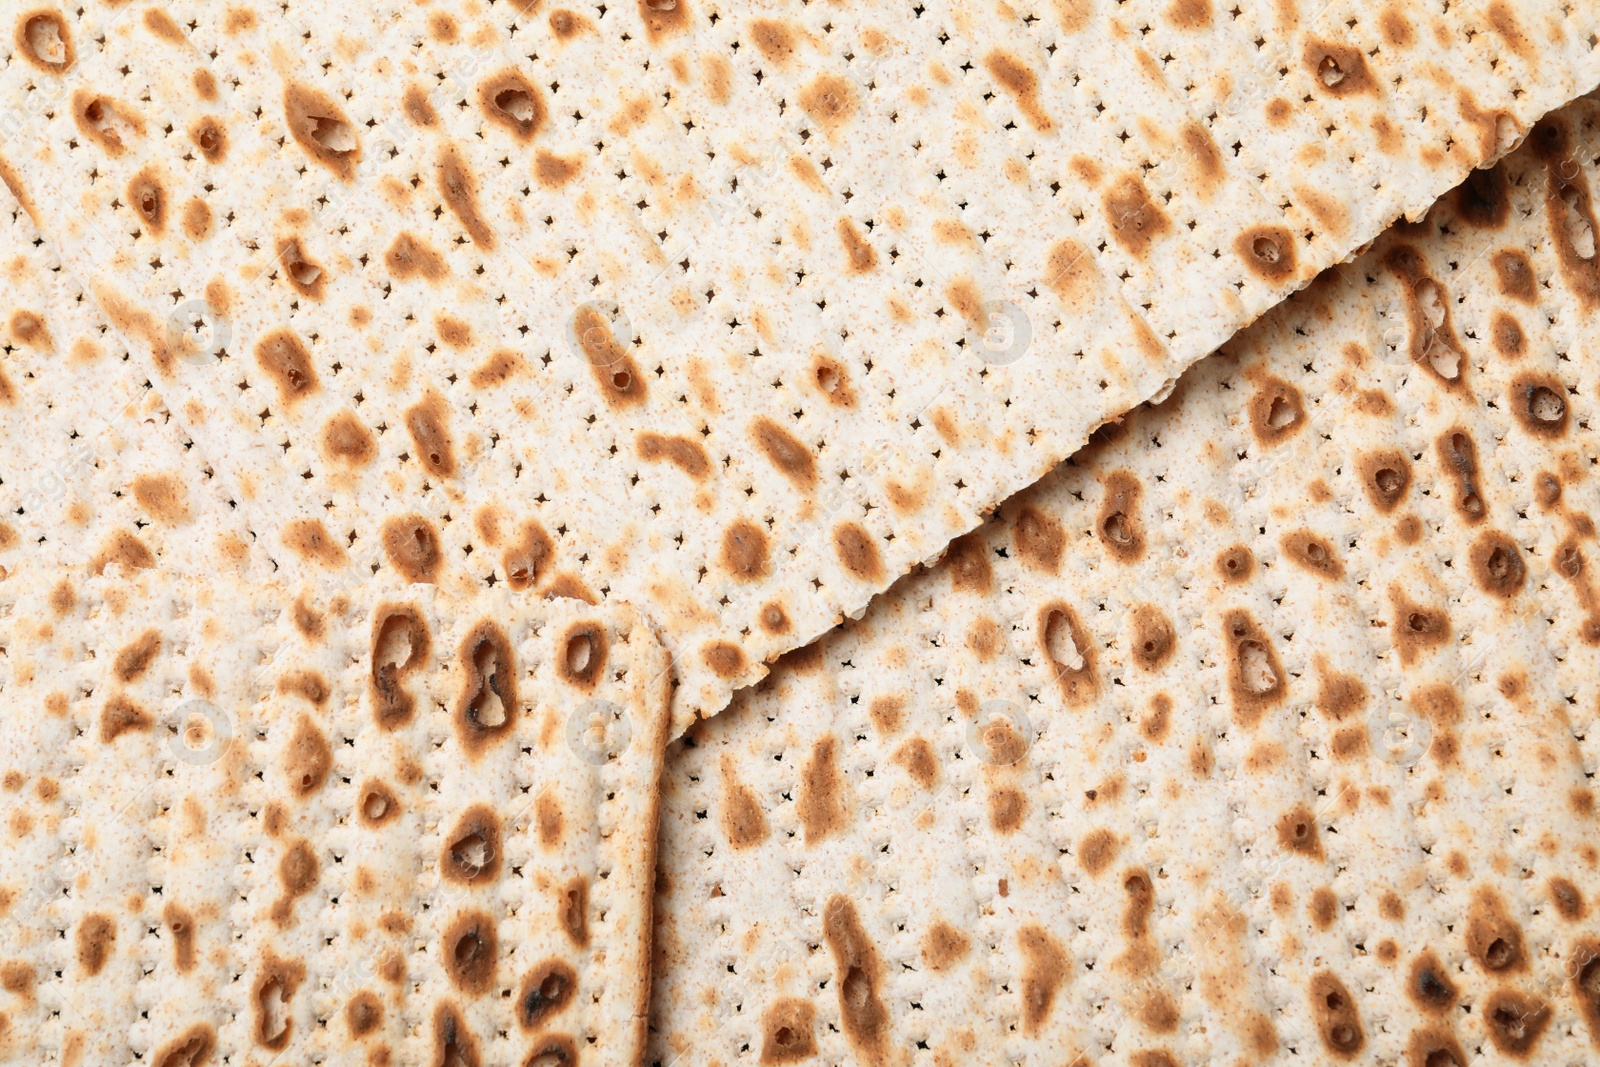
{"left": 649, "top": 97, "right": 1600, "bottom": 1064}
{"left": 2, "top": 1, "right": 1595, "bottom": 729}
{"left": 0, "top": 571, "right": 671, "bottom": 1065}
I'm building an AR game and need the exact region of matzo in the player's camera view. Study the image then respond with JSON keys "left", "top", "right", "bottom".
{"left": 649, "top": 96, "right": 1600, "bottom": 1064}
{"left": 2, "top": 0, "right": 1596, "bottom": 729}
{"left": 0, "top": 569, "right": 672, "bottom": 1065}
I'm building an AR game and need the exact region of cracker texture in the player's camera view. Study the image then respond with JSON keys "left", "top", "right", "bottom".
{"left": 649, "top": 95, "right": 1600, "bottom": 1065}
{"left": 1, "top": 0, "right": 1595, "bottom": 727}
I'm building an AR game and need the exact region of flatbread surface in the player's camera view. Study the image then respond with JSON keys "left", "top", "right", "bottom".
{"left": 2, "top": 0, "right": 1594, "bottom": 728}
{"left": 649, "top": 93, "right": 1600, "bottom": 1065}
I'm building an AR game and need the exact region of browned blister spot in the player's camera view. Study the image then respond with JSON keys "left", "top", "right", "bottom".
{"left": 16, "top": 10, "right": 73, "bottom": 72}
{"left": 1276, "top": 805, "right": 1324, "bottom": 858}
{"left": 1387, "top": 245, "right": 1469, "bottom": 388}
{"left": 758, "top": 997, "right": 815, "bottom": 1063}
{"left": 1493, "top": 248, "right": 1537, "bottom": 303}
{"left": 1181, "top": 121, "right": 1224, "bottom": 197}
{"left": 1491, "top": 312, "right": 1524, "bottom": 359}
{"left": 1388, "top": 586, "right": 1451, "bottom": 667}
{"left": 283, "top": 715, "right": 331, "bottom": 799}
{"left": 534, "top": 148, "right": 583, "bottom": 188}
{"left": 8, "top": 310, "right": 49, "bottom": 353}
{"left": 988, "top": 785, "right": 1027, "bottom": 833}
{"left": 382, "top": 515, "right": 443, "bottom": 586}
{"left": 113, "top": 629, "right": 161, "bottom": 682}
{"left": 442, "top": 804, "right": 501, "bottom": 886}
{"left": 1403, "top": 1027, "right": 1464, "bottom": 1067}
{"left": 479, "top": 69, "right": 547, "bottom": 140}
{"left": 556, "top": 876, "right": 589, "bottom": 948}
{"left": 1539, "top": 131, "right": 1600, "bottom": 308}
{"left": 1236, "top": 226, "right": 1297, "bottom": 282}
{"left": 180, "top": 197, "right": 211, "bottom": 241}
{"left": 1215, "top": 543, "right": 1254, "bottom": 583}
{"left": 431, "top": 1002, "right": 480, "bottom": 1065}
{"left": 283, "top": 82, "right": 358, "bottom": 180}
{"left": 947, "top": 533, "right": 993, "bottom": 594}
{"left": 1436, "top": 428, "right": 1486, "bottom": 523}
{"left": 344, "top": 990, "right": 382, "bottom": 1038}
{"left": 1510, "top": 373, "right": 1569, "bottom": 438}
{"left": 1483, "top": 988, "right": 1550, "bottom": 1057}
{"left": 832, "top": 522, "right": 883, "bottom": 583}
{"left": 75, "top": 913, "right": 114, "bottom": 976}
{"left": 73, "top": 91, "right": 143, "bottom": 153}
{"left": 456, "top": 622, "right": 516, "bottom": 758}
{"left": 1120, "top": 602, "right": 1176, "bottom": 676}
{"left": 320, "top": 410, "right": 376, "bottom": 467}
{"left": 1357, "top": 448, "right": 1411, "bottom": 513}
{"left": 276, "top": 237, "right": 325, "bottom": 299}
{"left": 437, "top": 144, "right": 494, "bottom": 249}
{"left": 1018, "top": 924, "right": 1069, "bottom": 1034}
{"left": 1308, "top": 971, "right": 1365, "bottom": 1058}
{"left": 984, "top": 49, "right": 1053, "bottom": 132}
{"left": 99, "top": 694, "right": 151, "bottom": 743}
{"left": 748, "top": 18, "right": 797, "bottom": 64}
{"left": 369, "top": 603, "right": 430, "bottom": 730}
{"left": 1041, "top": 600, "right": 1098, "bottom": 707}
{"left": 810, "top": 352, "right": 857, "bottom": 407}
{"left": 152, "top": 1023, "right": 215, "bottom": 1067}
{"left": 1104, "top": 174, "right": 1171, "bottom": 258}
{"left": 277, "top": 670, "right": 328, "bottom": 708}
{"left": 920, "top": 920, "right": 969, "bottom": 972}
{"left": 357, "top": 779, "right": 399, "bottom": 827}
{"left": 821, "top": 897, "right": 887, "bottom": 1057}
{"left": 637, "top": 0, "right": 690, "bottom": 41}
{"left": 499, "top": 519, "right": 552, "bottom": 592}
{"left": 798, "top": 73, "right": 856, "bottom": 132}
{"left": 91, "top": 528, "right": 155, "bottom": 575}
{"left": 1466, "top": 887, "right": 1527, "bottom": 973}
{"left": 385, "top": 232, "right": 447, "bottom": 280}
{"left": 1011, "top": 503, "right": 1064, "bottom": 573}
{"left": 715, "top": 519, "right": 769, "bottom": 581}
{"left": 1248, "top": 375, "right": 1305, "bottom": 444}
{"left": 638, "top": 431, "right": 710, "bottom": 480}
{"left": 548, "top": 7, "right": 594, "bottom": 39}
{"left": 1406, "top": 950, "right": 1458, "bottom": 1014}
{"left": 558, "top": 620, "right": 608, "bottom": 689}
{"left": 404, "top": 391, "right": 457, "bottom": 478}
{"left": 1098, "top": 470, "right": 1146, "bottom": 562}
{"left": 515, "top": 958, "right": 576, "bottom": 1032}
{"left": 702, "top": 640, "right": 744, "bottom": 680}
{"left": 141, "top": 7, "right": 183, "bottom": 41}
{"left": 1570, "top": 940, "right": 1600, "bottom": 1042}
{"left": 1281, "top": 529, "right": 1344, "bottom": 580}
{"left": 189, "top": 114, "right": 226, "bottom": 161}
{"left": 402, "top": 83, "right": 438, "bottom": 127}
{"left": 1469, "top": 530, "right": 1525, "bottom": 598}
{"left": 282, "top": 518, "right": 346, "bottom": 568}
{"left": 798, "top": 734, "right": 848, "bottom": 843}
{"left": 837, "top": 217, "right": 877, "bottom": 273}
{"left": 126, "top": 167, "right": 166, "bottom": 234}
{"left": 254, "top": 328, "right": 318, "bottom": 405}
{"left": 573, "top": 304, "right": 646, "bottom": 408}
{"left": 719, "top": 754, "right": 770, "bottom": 849}
{"left": 1306, "top": 40, "right": 1376, "bottom": 96}
{"left": 159, "top": 902, "right": 196, "bottom": 974}
{"left": 1224, "top": 610, "right": 1285, "bottom": 726}
{"left": 442, "top": 910, "right": 497, "bottom": 995}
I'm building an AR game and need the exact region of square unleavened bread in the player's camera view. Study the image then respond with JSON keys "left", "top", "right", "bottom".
{"left": 649, "top": 97, "right": 1600, "bottom": 1065}
{"left": 0, "top": 569, "right": 671, "bottom": 1066}
{"left": 2, "top": 0, "right": 1596, "bottom": 729}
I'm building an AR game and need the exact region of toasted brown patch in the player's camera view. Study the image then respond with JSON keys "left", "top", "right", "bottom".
{"left": 573, "top": 304, "right": 647, "bottom": 408}
{"left": 516, "top": 958, "right": 576, "bottom": 1030}
{"left": 438, "top": 143, "right": 494, "bottom": 249}
{"left": 947, "top": 533, "right": 994, "bottom": 595}
{"left": 984, "top": 49, "right": 1053, "bottom": 132}
{"left": 76, "top": 913, "right": 115, "bottom": 975}
{"left": 455, "top": 621, "right": 517, "bottom": 758}
{"left": 1356, "top": 449, "right": 1411, "bottom": 512}
{"left": 558, "top": 620, "right": 608, "bottom": 690}
{"left": 1104, "top": 174, "right": 1171, "bottom": 258}
{"left": 832, "top": 522, "right": 883, "bottom": 583}
{"left": 320, "top": 410, "right": 377, "bottom": 467}
{"left": 1223, "top": 610, "right": 1286, "bottom": 726}
{"left": 442, "top": 805, "right": 501, "bottom": 886}
{"left": 1305, "top": 40, "right": 1376, "bottom": 96}
{"left": 1236, "top": 226, "right": 1297, "bottom": 282}
{"left": 113, "top": 629, "right": 161, "bottom": 682}
{"left": 1098, "top": 470, "right": 1146, "bottom": 562}
{"left": 254, "top": 328, "right": 318, "bottom": 405}
{"left": 1388, "top": 586, "right": 1451, "bottom": 667}
{"left": 15, "top": 10, "right": 74, "bottom": 73}
{"left": 798, "top": 73, "right": 857, "bottom": 132}
{"left": 283, "top": 82, "right": 358, "bottom": 179}
{"left": 1129, "top": 605, "right": 1175, "bottom": 670}
{"left": 99, "top": 695, "right": 152, "bottom": 743}
{"left": 478, "top": 69, "right": 546, "bottom": 140}
{"left": 1040, "top": 600, "right": 1098, "bottom": 707}
{"left": 385, "top": 232, "right": 448, "bottom": 281}
{"left": 798, "top": 734, "right": 848, "bottom": 843}
{"left": 1018, "top": 924, "right": 1069, "bottom": 1033}
{"left": 1281, "top": 529, "right": 1344, "bottom": 580}
{"left": 1469, "top": 530, "right": 1526, "bottom": 598}
{"left": 921, "top": 920, "right": 970, "bottom": 972}
{"left": 441, "top": 910, "right": 497, "bottom": 995}
{"left": 284, "top": 715, "right": 332, "bottom": 798}
{"left": 282, "top": 518, "right": 346, "bottom": 568}
{"left": 1309, "top": 971, "right": 1365, "bottom": 1058}
{"left": 1248, "top": 375, "right": 1305, "bottom": 444}
{"left": 821, "top": 897, "right": 887, "bottom": 1058}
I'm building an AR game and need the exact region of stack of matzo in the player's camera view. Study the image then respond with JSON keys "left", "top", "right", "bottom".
{"left": 650, "top": 99, "right": 1600, "bottom": 1064}
{"left": 2, "top": 0, "right": 1596, "bottom": 726}
{"left": 2, "top": 1, "right": 1600, "bottom": 1065}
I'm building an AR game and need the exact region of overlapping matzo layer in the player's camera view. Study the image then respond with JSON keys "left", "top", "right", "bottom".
{"left": 650, "top": 99, "right": 1600, "bottom": 1065}
{"left": 2, "top": 0, "right": 1595, "bottom": 728}
{"left": 0, "top": 572, "right": 671, "bottom": 1066}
